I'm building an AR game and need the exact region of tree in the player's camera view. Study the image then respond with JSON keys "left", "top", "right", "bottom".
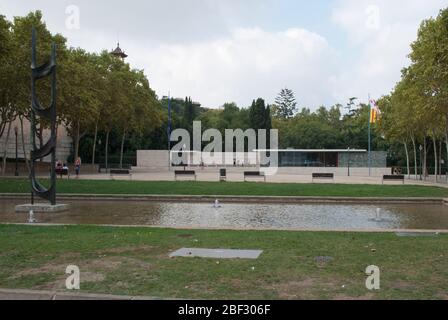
{"left": 273, "top": 88, "right": 297, "bottom": 119}
{"left": 409, "top": 8, "right": 448, "bottom": 178}
{"left": 61, "top": 49, "right": 100, "bottom": 163}
{"left": 0, "top": 15, "right": 13, "bottom": 142}
{"left": 117, "top": 69, "right": 161, "bottom": 167}
{"left": 0, "top": 15, "right": 14, "bottom": 174}
{"left": 249, "top": 98, "right": 270, "bottom": 130}
{"left": 1, "top": 11, "right": 68, "bottom": 174}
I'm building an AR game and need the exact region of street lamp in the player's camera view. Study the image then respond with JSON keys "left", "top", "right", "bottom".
{"left": 14, "top": 126, "right": 19, "bottom": 177}
{"left": 419, "top": 145, "right": 423, "bottom": 181}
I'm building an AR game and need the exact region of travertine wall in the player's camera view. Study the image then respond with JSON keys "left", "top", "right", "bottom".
{"left": 0, "top": 118, "right": 72, "bottom": 163}
{"left": 137, "top": 150, "right": 259, "bottom": 168}
{"left": 136, "top": 150, "right": 390, "bottom": 176}
{"left": 137, "top": 150, "right": 170, "bottom": 168}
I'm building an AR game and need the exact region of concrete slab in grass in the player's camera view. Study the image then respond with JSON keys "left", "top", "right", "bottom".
{"left": 396, "top": 232, "right": 439, "bottom": 237}
{"left": 169, "top": 248, "right": 263, "bottom": 260}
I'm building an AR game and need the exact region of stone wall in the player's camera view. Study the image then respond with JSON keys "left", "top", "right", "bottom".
{"left": 137, "top": 150, "right": 170, "bottom": 168}
{"left": 338, "top": 151, "right": 387, "bottom": 168}
{"left": 137, "top": 150, "right": 258, "bottom": 168}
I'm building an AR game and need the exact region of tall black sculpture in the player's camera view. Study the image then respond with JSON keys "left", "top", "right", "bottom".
{"left": 30, "top": 28, "right": 57, "bottom": 206}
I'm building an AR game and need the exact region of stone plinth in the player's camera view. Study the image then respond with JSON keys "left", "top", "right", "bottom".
{"left": 15, "top": 203, "right": 70, "bottom": 213}
{"left": 169, "top": 248, "right": 263, "bottom": 259}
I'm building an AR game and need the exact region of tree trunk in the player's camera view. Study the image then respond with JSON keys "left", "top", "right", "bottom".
{"left": 439, "top": 140, "right": 443, "bottom": 181}
{"left": 404, "top": 141, "right": 410, "bottom": 179}
{"left": 445, "top": 114, "right": 448, "bottom": 181}
{"left": 432, "top": 132, "right": 438, "bottom": 183}
{"left": 91, "top": 122, "right": 98, "bottom": 165}
{"left": 1, "top": 122, "right": 12, "bottom": 176}
{"left": 74, "top": 120, "right": 81, "bottom": 163}
{"left": 423, "top": 138, "right": 428, "bottom": 180}
{"left": 411, "top": 135, "right": 418, "bottom": 180}
{"left": 38, "top": 123, "right": 44, "bottom": 162}
{"left": 19, "top": 116, "right": 30, "bottom": 174}
{"left": 105, "top": 130, "right": 110, "bottom": 170}
{"left": 119, "top": 129, "right": 126, "bottom": 169}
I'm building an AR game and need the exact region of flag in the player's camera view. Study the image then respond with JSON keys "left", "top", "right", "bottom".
{"left": 369, "top": 99, "right": 380, "bottom": 124}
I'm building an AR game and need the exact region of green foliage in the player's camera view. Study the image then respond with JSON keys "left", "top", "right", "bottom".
{"left": 377, "top": 8, "right": 448, "bottom": 174}
{"left": 273, "top": 88, "right": 297, "bottom": 118}
{"left": 0, "top": 11, "right": 162, "bottom": 166}
{"left": 274, "top": 104, "right": 385, "bottom": 150}
{"left": 248, "top": 97, "right": 272, "bottom": 142}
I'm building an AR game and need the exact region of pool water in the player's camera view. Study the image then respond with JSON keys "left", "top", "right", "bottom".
{"left": 1, "top": 200, "right": 448, "bottom": 231}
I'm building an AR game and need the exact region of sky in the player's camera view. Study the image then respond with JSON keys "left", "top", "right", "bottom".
{"left": 1, "top": 0, "right": 447, "bottom": 109}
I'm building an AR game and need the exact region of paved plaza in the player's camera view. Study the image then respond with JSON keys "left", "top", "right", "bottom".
{"left": 68, "top": 170, "right": 448, "bottom": 189}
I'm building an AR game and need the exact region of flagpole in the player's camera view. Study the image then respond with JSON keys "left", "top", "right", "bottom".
{"left": 167, "top": 91, "right": 172, "bottom": 171}
{"left": 368, "top": 94, "right": 372, "bottom": 177}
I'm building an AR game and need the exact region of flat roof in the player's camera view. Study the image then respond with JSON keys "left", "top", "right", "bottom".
{"left": 170, "top": 149, "right": 368, "bottom": 153}
{"left": 254, "top": 149, "right": 367, "bottom": 153}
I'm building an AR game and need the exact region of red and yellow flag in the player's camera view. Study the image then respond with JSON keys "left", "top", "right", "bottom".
{"left": 369, "top": 99, "right": 380, "bottom": 124}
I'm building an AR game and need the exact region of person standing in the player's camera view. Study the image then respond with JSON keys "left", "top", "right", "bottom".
{"left": 75, "top": 157, "right": 82, "bottom": 178}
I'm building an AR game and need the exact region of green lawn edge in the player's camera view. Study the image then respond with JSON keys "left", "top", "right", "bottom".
{"left": 1, "top": 178, "right": 448, "bottom": 198}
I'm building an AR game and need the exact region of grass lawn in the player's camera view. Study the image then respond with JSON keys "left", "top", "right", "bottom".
{"left": 0, "top": 224, "right": 447, "bottom": 300}
{"left": 1, "top": 178, "right": 448, "bottom": 198}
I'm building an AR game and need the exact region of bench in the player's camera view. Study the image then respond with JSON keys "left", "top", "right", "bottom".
{"left": 312, "top": 173, "right": 334, "bottom": 182}
{"left": 110, "top": 169, "right": 132, "bottom": 180}
{"left": 175, "top": 170, "right": 196, "bottom": 181}
{"left": 244, "top": 171, "right": 266, "bottom": 182}
{"left": 219, "top": 169, "right": 227, "bottom": 182}
{"left": 382, "top": 175, "right": 405, "bottom": 185}
{"left": 56, "top": 168, "right": 70, "bottom": 179}
{"left": 99, "top": 164, "right": 132, "bottom": 173}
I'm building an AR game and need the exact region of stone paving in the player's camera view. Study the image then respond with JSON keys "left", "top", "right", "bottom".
{"left": 68, "top": 171, "right": 448, "bottom": 189}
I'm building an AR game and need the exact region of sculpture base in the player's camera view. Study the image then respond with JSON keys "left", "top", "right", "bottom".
{"left": 15, "top": 203, "right": 70, "bottom": 213}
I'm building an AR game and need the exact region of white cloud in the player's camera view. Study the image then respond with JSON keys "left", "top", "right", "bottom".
{"left": 1, "top": 0, "right": 447, "bottom": 109}
{"left": 330, "top": 0, "right": 447, "bottom": 103}
{"left": 131, "top": 27, "right": 338, "bottom": 108}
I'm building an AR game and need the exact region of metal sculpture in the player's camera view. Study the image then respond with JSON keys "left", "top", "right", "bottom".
{"left": 30, "top": 28, "right": 57, "bottom": 205}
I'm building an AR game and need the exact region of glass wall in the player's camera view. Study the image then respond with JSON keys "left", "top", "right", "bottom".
{"left": 278, "top": 152, "right": 339, "bottom": 167}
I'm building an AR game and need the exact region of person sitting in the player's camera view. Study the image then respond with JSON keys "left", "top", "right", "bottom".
{"left": 56, "top": 161, "right": 63, "bottom": 177}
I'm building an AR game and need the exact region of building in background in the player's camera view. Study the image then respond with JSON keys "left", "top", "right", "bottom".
{"left": 263, "top": 149, "right": 387, "bottom": 168}
{"left": 135, "top": 149, "right": 389, "bottom": 176}
{"left": 0, "top": 118, "right": 72, "bottom": 163}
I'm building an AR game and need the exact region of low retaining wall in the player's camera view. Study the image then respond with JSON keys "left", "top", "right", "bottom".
{"left": 0, "top": 163, "right": 100, "bottom": 175}
{"left": 1, "top": 193, "right": 445, "bottom": 205}
{"left": 131, "top": 165, "right": 391, "bottom": 177}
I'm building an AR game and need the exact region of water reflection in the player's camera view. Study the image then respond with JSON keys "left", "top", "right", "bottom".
{"left": 1, "top": 199, "right": 448, "bottom": 230}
